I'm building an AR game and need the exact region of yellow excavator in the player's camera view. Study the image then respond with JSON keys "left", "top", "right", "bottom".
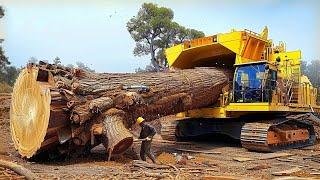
{"left": 164, "top": 27, "right": 320, "bottom": 152}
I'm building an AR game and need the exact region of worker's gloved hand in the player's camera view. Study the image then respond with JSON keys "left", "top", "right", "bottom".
{"left": 145, "top": 137, "right": 151, "bottom": 141}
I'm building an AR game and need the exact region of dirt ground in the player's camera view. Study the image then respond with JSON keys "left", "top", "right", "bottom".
{"left": 1, "top": 94, "right": 320, "bottom": 179}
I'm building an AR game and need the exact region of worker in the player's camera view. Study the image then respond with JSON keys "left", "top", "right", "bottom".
{"left": 137, "top": 117, "right": 157, "bottom": 163}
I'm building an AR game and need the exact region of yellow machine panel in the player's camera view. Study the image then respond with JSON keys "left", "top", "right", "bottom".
{"left": 164, "top": 27, "right": 320, "bottom": 152}
{"left": 165, "top": 27, "right": 320, "bottom": 119}
{"left": 165, "top": 28, "right": 269, "bottom": 69}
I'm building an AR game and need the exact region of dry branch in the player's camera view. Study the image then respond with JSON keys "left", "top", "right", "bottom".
{"left": 0, "top": 160, "right": 36, "bottom": 180}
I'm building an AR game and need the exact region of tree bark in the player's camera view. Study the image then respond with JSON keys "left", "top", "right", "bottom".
{"left": 10, "top": 62, "right": 231, "bottom": 159}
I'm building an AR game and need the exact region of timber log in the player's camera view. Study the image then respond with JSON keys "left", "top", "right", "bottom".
{"left": 10, "top": 62, "right": 230, "bottom": 158}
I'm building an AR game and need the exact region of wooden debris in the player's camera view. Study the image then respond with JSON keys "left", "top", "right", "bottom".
{"left": 132, "top": 160, "right": 172, "bottom": 169}
{"left": 303, "top": 154, "right": 320, "bottom": 163}
{"left": 204, "top": 175, "right": 240, "bottom": 180}
{"left": 276, "top": 158, "right": 294, "bottom": 162}
{"left": 233, "top": 157, "right": 254, "bottom": 162}
{"left": 144, "top": 172, "right": 168, "bottom": 178}
{"left": 247, "top": 164, "right": 271, "bottom": 170}
{"left": 273, "top": 177, "right": 313, "bottom": 180}
{"left": 272, "top": 167, "right": 302, "bottom": 176}
{"left": 0, "top": 160, "right": 36, "bottom": 180}
{"left": 258, "top": 153, "right": 293, "bottom": 160}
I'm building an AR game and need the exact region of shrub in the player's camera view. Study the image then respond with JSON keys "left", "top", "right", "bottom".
{"left": 0, "top": 82, "right": 12, "bottom": 93}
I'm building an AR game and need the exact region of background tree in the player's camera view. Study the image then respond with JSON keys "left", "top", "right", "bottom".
{"left": 176, "top": 27, "right": 205, "bottom": 43}
{"left": 127, "top": 3, "right": 174, "bottom": 71}
{"left": 0, "top": 6, "right": 20, "bottom": 92}
{"left": 301, "top": 60, "right": 320, "bottom": 88}
{"left": 0, "top": 6, "right": 9, "bottom": 70}
{"left": 76, "top": 61, "right": 95, "bottom": 72}
{"left": 157, "top": 22, "right": 180, "bottom": 68}
{"left": 301, "top": 60, "right": 320, "bottom": 102}
{"left": 301, "top": 60, "right": 308, "bottom": 75}
{"left": 188, "top": 29, "right": 205, "bottom": 40}
{"left": 53, "top": 57, "right": 61, "bottom": 65}
{"left": 1, "top": 66, "right": 20, "bottom": 86}
{"left": 127, "top": 3, "right": 205, "bottom": 71}
{"left": 28, "top": 57, "right": 38, "bottom": 64}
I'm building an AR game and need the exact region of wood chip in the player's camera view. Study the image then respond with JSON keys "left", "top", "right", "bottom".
{"left": 258, "top": 153, "right": 293, "bottom": 160}
{"left": 276, "top": 158, "right": 294, "bottom": 162}
{"left": 204, "top": 175, "right": 240, "bottom": 180}
{"left": 272, "top": 167, "right": 301, "bottom": 176}
{"left": 247, "top": 164, "right": 271, "bottom": 170}
{"left": 233, "top": 157, "right": 254, "bottom": 162}
{"left": 273, "top": 177, "right": 312, "bottom": 180}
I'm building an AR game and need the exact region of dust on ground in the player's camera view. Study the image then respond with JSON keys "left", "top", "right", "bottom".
{"left": 1, "top": 94, "right": 320, "bottom": 179}
{"left": 0, "top": 93, "right": 14, "bottom": 156}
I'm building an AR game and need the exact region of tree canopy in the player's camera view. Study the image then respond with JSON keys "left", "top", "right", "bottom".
{"left": 301, "top": 60, "right": 320, "bottom": 88}
{"left": 76, "top": 61, "right": 95, "bottom": 72}
{"left": 0, "top": 6, "right": 19, "bottom": 91}
{"left": 53, "top": 57, "right": 61, "bottom": 65}
{"left": 127, "top": 3, "right": 205, "bottom": 71}
{"left": 0, "top": 6, "right": 9, "bottom": 69}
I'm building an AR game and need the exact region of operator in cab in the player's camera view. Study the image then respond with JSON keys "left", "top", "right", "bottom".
{"left": 136, "top": 117, "right": 157, "bottom": 164}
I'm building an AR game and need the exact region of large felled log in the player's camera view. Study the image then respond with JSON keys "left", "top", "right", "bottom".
{"left": 10, "top": 62, "right": 231, "bottom": 158}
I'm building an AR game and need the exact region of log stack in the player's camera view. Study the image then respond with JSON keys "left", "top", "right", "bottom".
{"left": 10, "top": 62, "right": 230, "bottom": 159}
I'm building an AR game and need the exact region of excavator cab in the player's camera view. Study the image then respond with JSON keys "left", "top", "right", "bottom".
{"left": 233, "top": 62, "right": 277, "bottom": 103}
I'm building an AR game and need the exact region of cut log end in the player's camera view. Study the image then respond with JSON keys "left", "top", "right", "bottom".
{"left": 103, "top": 115, "right": 133, "bottom": 155}
{"left": 10, "top": 67, "right": 52, "bottom": 158}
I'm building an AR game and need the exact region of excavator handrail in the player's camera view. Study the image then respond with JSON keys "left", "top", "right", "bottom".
{"left": 244, "top": 29, "right": 261, "bottom": 38}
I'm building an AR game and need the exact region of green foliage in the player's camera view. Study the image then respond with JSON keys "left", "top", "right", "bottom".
{"left": 0, "top": 6, "right": 4, "bottom": 18}
{"left": 127, "top": 3, "right": 174, "bottom": 71}
{"left": 0, "top": 82, "right": 12, "bottom": 93}
{"left": 127, "top": 3, "right": 205, "bottom": 71}
{"left": 0, "top": 46, "right": 9, "bottom": 69}
{"left": 188, "top": 29, "right": 205, "bottom": 40}
{"left": 176, "top": 27, "right": 205, "bottom": 43}
{"left": 301, "top": 60, "right": 307, "bottom": 75}
{"left": 0, "top": 6, "right": 9, "bottom": 70}
{"left": 53, "top": 57, "right": 61, "bottom": 65}
{"left": 0, "top": 5, "right": 18, "bottom": 91}
{"left": 301, "top": 60, "right": 320, "bottom": 88}
{"left": 0, "top": 66, "right": 20, "bottom": 86}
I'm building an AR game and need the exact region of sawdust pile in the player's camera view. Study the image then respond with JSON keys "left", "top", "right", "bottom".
{"left": 0, "top": 166, "right": 24, "bottom": 179}
{"left": 157, "top": 152, "right": 176, "bottom": 164}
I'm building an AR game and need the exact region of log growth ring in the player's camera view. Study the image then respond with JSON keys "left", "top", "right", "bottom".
{"left": 10, "top": 67, "right": 51, "bottom": 158}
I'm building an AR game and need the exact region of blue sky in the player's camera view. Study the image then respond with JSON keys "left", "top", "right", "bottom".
{"left": 0, "top": 0, "right": 319, "bottom": 72}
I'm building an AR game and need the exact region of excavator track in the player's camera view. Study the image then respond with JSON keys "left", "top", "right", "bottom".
{"left": 241, "top": 118, "right": 316, "bottom": 152}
